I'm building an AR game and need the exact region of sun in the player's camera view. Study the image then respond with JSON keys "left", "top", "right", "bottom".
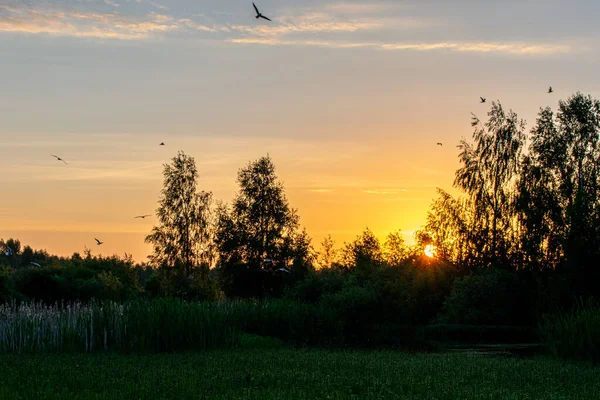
{"left": 424, "top": 244, "right": 437, "bottom": 258}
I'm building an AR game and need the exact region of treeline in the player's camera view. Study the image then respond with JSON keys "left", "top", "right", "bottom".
{"left": 1, "top": 92, "right": 600, "bottom": 355}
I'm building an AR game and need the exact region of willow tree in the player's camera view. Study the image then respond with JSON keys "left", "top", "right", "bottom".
{"left": 145, "top": 151, "right": 214, "bottom": 277}
{"left": 423, "top": 189, "right": 475, "bottom": 268}
{"left": 454, "top": 102, "right": 526, "bottom": 268}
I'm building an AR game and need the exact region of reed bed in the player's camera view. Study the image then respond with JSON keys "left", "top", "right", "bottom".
{"left": 0, "top": 299, "right": 245, "bottom": 354}
{"left": 0, "top": 299, "right": 350, "bottom": 354}
{"left": 539, "top": 297, "right": 600, "bottom": 362}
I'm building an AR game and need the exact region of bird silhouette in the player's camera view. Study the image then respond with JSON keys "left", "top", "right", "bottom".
{"left": 159, "top": 142, "right": 165, "bottom": 146}
{"left": 94, "top": 238, "right": 104, "bottom": 246}
{"left": 548, "top": 86, "right": 553, "bottom": 93}
{"left": 253, "top": 2, "right": 272, "bottom": 21}
{"left": 480, "top": 97, "right": 486, "bottom": 103}
{"left": 437, "top": 143, "right": 443, "bottom": 146}
{"left": 135, "top": 215, "right": 152, "bottom": 219}
{"left": 51, "top": 155, "right": 68, "bottom": 164}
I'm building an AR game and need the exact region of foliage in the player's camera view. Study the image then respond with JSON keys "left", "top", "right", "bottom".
{"left": 0, "top": 267, "right": 15, "bottom": 303}
{"left": 436, "top": 268, "right": 534, "bottom": 326}
{"left": 145, "top": 151, "right": 215, "bottom": 277}
{"left": 0, "top": 300, "right": 242, "bottom": 354}
{"left": 518, "top": 93, "right": 600, "bottom": 275}
{"left": 539, "top": 297, "right": 600, "bottom": 362}
{"left": 454, "top": 102, "right": 526, "bottom": 268}
{"left": 215, "top": 155, "right": 314, "bottom": 298}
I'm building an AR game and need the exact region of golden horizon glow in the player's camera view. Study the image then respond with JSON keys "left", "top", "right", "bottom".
{"left": 1, "top": 0, "right": 598, "bottom": 262}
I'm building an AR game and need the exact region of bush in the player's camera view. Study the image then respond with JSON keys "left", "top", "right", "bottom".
{"left": 436, "top": 267, "right": 534, "bottom": 326}
{"left": 236, "top": 300, "right": 343, "bottom": 346}
{"left": 322, "top": 285, "right": 381, "bottom": 344}
{"left": 0, "top": 267, "right": 15, "bottom": 303}
{"left": 284, "top": 269, "right": 346, "bottom": 303}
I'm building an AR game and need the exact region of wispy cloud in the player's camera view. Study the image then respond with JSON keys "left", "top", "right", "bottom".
{"left": 0, "top": 3, "right": 208, "bottom": 39}
{"left": 230, "top": 37, "right": 573, "bottom": 55}
{"left": 0, "top": 1, "right": 581, "bottom": 54}
{"left": 229, "top": 12, "right": 386, "bottom": 36}
{"left": 363, "top": 189, "right": 409, "bottom": 195}
{"left": 325, "top": 2, "right": 408, "bottom": 14}
{"left": 308, "top": 189, "right": 334, "bottom": 193}
{"left": 103, "top": 0, "right": 120, "bottom": 8}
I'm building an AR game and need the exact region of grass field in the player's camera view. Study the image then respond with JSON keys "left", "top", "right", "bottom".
{"left": 0, "top": 349, "right": 599, "bottom": 400}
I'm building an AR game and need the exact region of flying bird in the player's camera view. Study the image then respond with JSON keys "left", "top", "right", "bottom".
{"left": 4, "top": 246, "right": 12, "bottom": 256}
{"left": 437, "top": 143, "right": 443, "bottom": 146}
{"left": 548, "top": 86, "right": 553, "bottom": 93}
{"left": 159, "top": 142, "right": 165, "bottom": 146}
{"left": 51, "top": 155, "right": 68, "bottom": 164}
{"left": 276, "top": 268, "right": 290, "bottom": 273}
{"left": 253, "top": 2, "right": 272, "bottom": 21}
{"left": 480, "top": 97, "right": 486, "bottom": 103}
{"left": 30, "top": 262, "right": 41, "bottom": 267}
{"left": 135, "top": 215, "right": 152, "bottom": 219}
{"left": 94, "top": 238, "right": 104, "bottom": 246}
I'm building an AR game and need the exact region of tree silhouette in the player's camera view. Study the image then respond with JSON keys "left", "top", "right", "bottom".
{"left": 145, "top": 151, "right": 215, "bottom": 278}
{"left": 340, "top": 228, "right": 383, "bottom": 279}
{"left": 382, "top": 230, "right": 408, "bottom": 267}
{"left": 317, "top": 234, "right": 338, "bottom": 269}
{"left": 423, "top": 189, "right": 474, "bottom": 267}
{"left": 519, "top": 93, "right": 600, "bottom": 276}
{"left": 215, "top": 155, "right": 312, "bottom": 297}
{"left": 455, "top": 102, "right": 526, "bottom": 268}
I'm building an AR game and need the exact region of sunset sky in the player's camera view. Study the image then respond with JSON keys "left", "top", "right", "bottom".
{"left": 1, "top": 0, "right": 599, "bottom": 262}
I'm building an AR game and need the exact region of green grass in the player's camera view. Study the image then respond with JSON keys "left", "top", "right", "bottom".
{"left": 0, "top": 349, "right": 599, "bottom": 399}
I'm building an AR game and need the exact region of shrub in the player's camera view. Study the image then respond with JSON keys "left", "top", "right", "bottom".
{"left": 436, "top": 267, "right": 533, "bottom": 326}
{"left": 0, "top": 267, "right": 15, "bottom": 303}
{"left": 322, "top": 285, "right": 381, "bottom": 344}
{"left": 284, "top": 269, "right": 346, "bottom": 303}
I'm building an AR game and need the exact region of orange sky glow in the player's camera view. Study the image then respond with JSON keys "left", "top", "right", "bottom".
{"left": 1, "top": 0, "right": 598, "bottom": 262}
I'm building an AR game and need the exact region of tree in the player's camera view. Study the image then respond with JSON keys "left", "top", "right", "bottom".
{"left": 454, "top": 102, "right": 526, "bottom": 268}
{"left": 340, "top": 228, "right": 383, "bottom": 279}
{"left": 422, "top": 189, "right": 478, "bottom": 268}
{"left": 519, "top": 93, "right": 600, "bottom": 274}
{"left": 383, "top": 230, "right": 408, "bottom": 267}
{"left": 145, "top": 151, "right": 215, "bottom": 278}
{"left": 317, "top": 235, "right": 338, "bottom": 269}
{"left": 215, "top": 155, "right": 312, "bottom": 297}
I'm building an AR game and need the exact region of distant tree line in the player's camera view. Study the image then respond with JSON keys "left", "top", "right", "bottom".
{"left": 1, "top": 92, "right": 599, "bottom": 333}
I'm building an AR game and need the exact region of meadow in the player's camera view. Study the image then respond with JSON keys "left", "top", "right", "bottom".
{"left": 1, "top": 349, "right": 599, "bottom": 400}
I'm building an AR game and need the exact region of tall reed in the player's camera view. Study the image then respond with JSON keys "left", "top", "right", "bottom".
{"left": 539, "top": 297, "right": 600, "bottom": 362}
{"left": 0, "top": 299, "right": 243, "bottom": 354}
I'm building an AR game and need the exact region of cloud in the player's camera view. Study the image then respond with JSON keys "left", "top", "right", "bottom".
{"left": 308, "top": 189, "right": 334, "bottom": 193}
{"left": 229, "top": 37, "right": 573, "bottom": 55}
{"left": 0, "top": 1, "right": 581, "bottom": 55}
{"left": 0, "top": 3, "right": 186, "bottom": 39}
{"left": 103, "top": 0, "right": 119, "bottom": 8}
{"left": 363, "top": 189, "right": 409, "bottom": 195}
{"left": 230, "top": 12, "right": 386, "bottom": 36}
{"left": 325, "top": 2, "right": 410, "bottom": 14}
